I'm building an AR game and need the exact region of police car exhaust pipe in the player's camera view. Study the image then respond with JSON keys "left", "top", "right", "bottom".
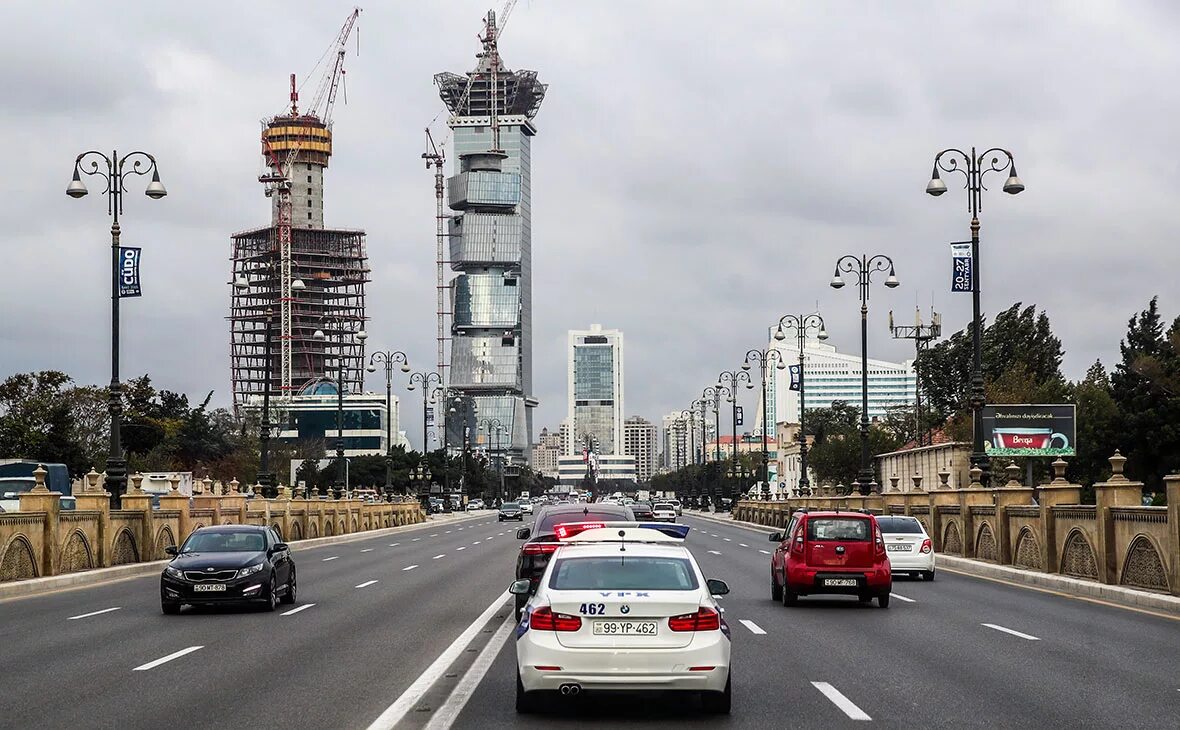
{"left": 559, "top": 684, "right": 581, "bottom": 696}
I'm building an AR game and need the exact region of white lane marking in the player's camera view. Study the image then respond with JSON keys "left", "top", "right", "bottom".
{"left": 403, "top": 565, "right": 419, "bottom": 571}
{"left": 712, "top": 535, "right": 720, "bottom": 539}
{"left": 422, "top": 610, "right": 518, "bottom": 730}
{"left": 473, "top": 541, "right": 481, "bottom": 545}
{"left": 356, "top": 580, "right": 379, "bottom": 589}
{"left": 891, "top": 593, "right": 916, "bottom": 603}
{"left": 759, "top": 549, "right": 771, "bottom": 555}
{"left": 365, "top": 591, "right": 510, "bottom": 730}
{"left": 360, "top": 548, "right": 374, "bottom": 553}
{"left": 412, "top": 538, "right": 421, "bottom": 542}
{"left": 133, "top": 646, "right": 204, "bottom": 671}
{"left": 430, "top": 534, "right": 439, "bottom": 537}
{"left": 322, "top": 556, "right": 339, "bottom": 562}
{"left": 739, "top": 619, "right": 767, "bottom": 635}
{"left": 445, "top": 530, "right": 452, "bottom": 534}
{"left": 707, "top": 550, "right": 722, "bottom": 555}
{"left": 281, "top": 603, "right": 316, "bottom": 616}
{"left": 456, "top": 546, "right": 467, "bottom": 551}
{"left": 432, "top": 554, "right": 445, "bottom": 560}
{"left": 739, "top": 543, "right": 749, "bottom": 547}
{"left": 68, "top": 607, "right": 121, "bottom": 620}
{"left": 982, "top": 623, "right": 1040, "bottom": 640}
{"left": 723, "top": 538, "right": 732, "bottom": 542}
{"left": 457, "top": 527, "right": 464, "bottom": 531}
{"left": 486, "top": 536, "right": 495, "bottom": 540}
{"left": 812, "top": 681, "right": 872, "bottom": 721}
{"left": 388, "top": 543, "right": 400, "bottom": 547}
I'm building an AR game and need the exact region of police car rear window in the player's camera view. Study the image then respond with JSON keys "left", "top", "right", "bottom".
{"left": 549, "top": 557, "right": 699, "bottom": 591}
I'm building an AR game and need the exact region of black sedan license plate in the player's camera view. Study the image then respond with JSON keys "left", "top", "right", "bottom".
{"left": 193, "top": 583, "right": 226, "bottom": 592}
{"left": 822, "top": 577, "right": 858, "bottom": 587}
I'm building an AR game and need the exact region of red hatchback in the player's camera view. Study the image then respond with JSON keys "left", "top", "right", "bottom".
{"left": 769, "top": 509, "right": 892, "bottom": 608}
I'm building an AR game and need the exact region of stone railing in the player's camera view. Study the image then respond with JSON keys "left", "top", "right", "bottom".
{"left": 0, "top": 468, "right": 425, "bottom": 584}
{"left": 733, "top": 454, "right": 1180, "bottom": 597}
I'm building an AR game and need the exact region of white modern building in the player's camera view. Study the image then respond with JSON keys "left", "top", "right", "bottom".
{"left": 566, "top": 325, "right": 625, "bottom": 456}
{"left": 557, "top": 454, "right": 637, "bottom": 485}
{"left": 759, "top": 336, "right": 916, "bottom": 432}
{"left": 661, "top": 412, "right": 692, "bottom": 470}
{"left": 623, "top": 416, "right": 658, "bottom": 483}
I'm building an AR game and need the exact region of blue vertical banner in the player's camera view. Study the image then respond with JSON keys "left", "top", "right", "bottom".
{"left": 426, "top": 407, "right": 435, "bottom": 427}
{"left": 788, "top": 364, "right": 803, "bottom": 392}
{"left": 118, "top": 247, "right": 142, "bottom": 298}
{"left": 950, "top": 242, "right": 972, "bottom": 293}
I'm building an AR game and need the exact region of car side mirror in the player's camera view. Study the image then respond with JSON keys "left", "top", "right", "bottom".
{"left": 270, "top": 542, "right": 289, "bottom": 554}
{"left": 706, "top": 578, "right": 730, "bottom": 596}
{"left": 164, "top": 546, "right": 178, "bottom": 557}
{"left": 509, "top": 579, "right": 532, "bottom": 595}
{"left": 768, "top": 532, "right": 782, "bottom": 542}
{"left": 516, "top": 527, "right": 531, "bottom": 540}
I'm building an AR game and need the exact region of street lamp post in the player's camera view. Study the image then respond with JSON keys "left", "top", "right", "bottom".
{"left": 478, "top": 418, "right": 506, "bottom": 505}
{"left": 314, "top": 319, "right": 367, "bottom": 499}
{"left": 67, "top": 150, "right": 167, "bottom": 507}
{"left": 690, "top": 399, "right": 707, "bottom": 466}
{"left": 774, "top": 313, "right": 828, "bottom": 496}
{"left": 367, "top": 349, "right": 411, "bottom": 498}
{"left": 739, "top": 351, "right": 783, "bottom": 500}
{"left": 409, "top": 464, "right": 433, "bottom": 513}
{"left": 831, "top": 254, "right": 899, "bottom": 492}
{"left": 449, "top": 395, "right": 474, "bottom": 507}
{"left": 927, "top": 147, "right": 1024, "bottom": 485}
{"left": 406, "top": 371, "right": 443, "bottom": 452}
{"left": 701, "top": 385, "right": 729, "bottom": 507}
{"left": 717, "top": 368, "right": 752, "bottom": 508}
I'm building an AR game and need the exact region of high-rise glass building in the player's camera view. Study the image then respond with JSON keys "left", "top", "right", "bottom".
{"left": 567, "top": 325, "right": 625, "bottom": 456}
{"left": 436, "top": 11, "right": 547, "bottom": 461}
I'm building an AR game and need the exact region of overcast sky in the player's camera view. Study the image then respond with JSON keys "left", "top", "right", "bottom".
{"left": 3, "top": 1, "right": 1179, "bottom": 450}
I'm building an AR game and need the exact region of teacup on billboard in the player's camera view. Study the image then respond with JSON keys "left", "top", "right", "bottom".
{"left": 981, "top": 405, "right": 1076, "bottom": 457}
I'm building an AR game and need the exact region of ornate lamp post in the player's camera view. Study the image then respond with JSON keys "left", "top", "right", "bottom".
{"left": 478, "top": 418, "right": 507, "bottom": 505}
{"left": 366, "top": 349, "right": 411, "bottom": 498}
{"left": 740, "top": 350, "right": 784, "bottom": 500}
{"left": 314, "top": 319, "right": 368, "bottom": 499}
{"left": 701, "top": 385, "right": 729, "bottom": 508}
{"left": 689, "top": 399, "right": 707, "bottom": 466}
{"left": 774, "top": 313, "right": 828, "bottom": 496}
{"left": 927, "top": 147, "right": 1024, "bottom": 485}
{"left": 67, "top": 150, "right": 167, "bottom": 507}
{"left": 448, "top": 395, "right": 475, "bottom": 507}
{"left": 406, "top": 370, "right": 443, "bottom": 453}
{"left": 717, "top": 369, "right": 752, "bottom": 509}
{"left": 409, "top": 464, "right": 433, "bottom": 513}
{"left": 831, "top": 254, "right": 899, "bottom": 492}
{"left": 726, "top": 462, "right": 753, "bottom": 502}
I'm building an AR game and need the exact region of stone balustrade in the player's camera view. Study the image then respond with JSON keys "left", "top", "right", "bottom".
{"left": 0, "top": 466, "right": 426, "bottom": 583}
{"left": 732, "top": 454, "right": 1180, "bottom": 597}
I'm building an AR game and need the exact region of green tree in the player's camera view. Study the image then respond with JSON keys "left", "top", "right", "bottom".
{"left": 0, "top": 371, "right": 90, "bottom": 475}
{"left": 1067, "top": 361, "right": 1121, "bottom": 498}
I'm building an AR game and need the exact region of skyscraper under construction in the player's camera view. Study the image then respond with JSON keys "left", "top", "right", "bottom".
{"left": 436, "top": 9, "right": 546, "bottom": 461}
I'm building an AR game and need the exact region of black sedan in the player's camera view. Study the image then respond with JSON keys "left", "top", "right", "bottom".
{"left": 160, "top": 525, "right": 296, "bottom": 614}
{"left": 498, "top": 502, "right": 525, "bottom": 521}
{"left": 630, "top": 501, "right": 655, "bottom": 520}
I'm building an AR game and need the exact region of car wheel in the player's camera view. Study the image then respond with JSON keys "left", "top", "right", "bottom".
{"left": 263, "top": 575, "right": 277, "bottom": 612}
{"left": 923, "top": 569, "right": 936, "bottom": 582}
{"left": 701, "top": 673, "right": 731, "bottom": 714}
{"left": 781, "top": 585, "right": 798, "bottom": 607}
{"left": 878, "top": 591, "right": 891, "bottom": 609}
{"left": 770, "top": 574, "right": 783, "bottom": 602}
{"left": 515, "top": 672, "right": 539, "bottom": 714}
{"left": 161, "top": 600, "right": 181, "bottom": 615}
{"left": 281, "top": 569, "right": 297, "bottom": 605}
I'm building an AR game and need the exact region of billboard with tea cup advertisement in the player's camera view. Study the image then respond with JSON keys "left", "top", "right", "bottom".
{"left": 980, "top": 404, "right": 1075, "bottom": 457}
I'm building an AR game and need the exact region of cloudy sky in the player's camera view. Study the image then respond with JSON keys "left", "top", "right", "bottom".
{"left": 3, "top": 1, "right": 1179, "bottom": 450}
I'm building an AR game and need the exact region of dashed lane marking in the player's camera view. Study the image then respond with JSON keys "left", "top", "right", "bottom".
{"left": 445, "top": 531, "right": 452, "bottom": 534}
{"left": 388, "top": 543, "right": 400, "bottom": 547}
{"left": 891, "top": 593, "right": 916, "bottom": 603}
{"left": 723, "top": 538, "right": 732, "bottom": 542}
{"left": 360, "top": 548, "right": 374, "bottom": 553}
{"left": 355, "top": 580, "right": 379, "bottom": 589}
{"left": 133, "top": 646, "right": 204, "bottom": 671}
{"left": 281, "top": 604, "right": 315, "bottom": 616}
{"left": 421, "top": 610, "right": 518, "bottom": 730}
{"left": 68, "top": 607, "right": 121, "bottom": 620}
{"left": 759, "top": 549, "right": 771, "bottom": 555}
{"left": 473, "top": 541, "right": 481, "bottom": 545}
{"left": 707, "top": 550, "right": 722, "bottom": 555}
{"left": 430, "top": 534, "right": 439, "bottom": 537}
{"left": 322, "top": 556, "right": 339, "bottom": 562}
{"left": 812, "top": 681, "right": 872, "bottom": 721}
{"left": 982, "top": 623, "right": 1039, "bottom": 640}
{"left": 412, "top": 538, "right": 421, "bottom": 542}
{"left": 403, "top": 565, "right": 419, "bottom": 571}
{"left": 432, "top": 554, "right": 445, "bottom": 560}
{"left": 456, "top": 546, "right": 467, "bottom": 551}
{"left": 739, "top": 543, "right": 749, "bottom": 547}
{"left": 738, "top": 619, "right": 767, "bottom": 635}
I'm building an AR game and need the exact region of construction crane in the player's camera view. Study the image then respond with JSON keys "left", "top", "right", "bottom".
{"left": 259, "top": 7, "right": 361, "bottom": 394}
{"left": 423, "top": 129, "right": 447, "bottom": 386}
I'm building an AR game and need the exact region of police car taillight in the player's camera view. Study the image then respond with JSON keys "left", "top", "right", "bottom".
{"left": 668, "top": 607, "right": 721, "bottom": 632}
{"left": 531, "top": 606, "right": 582, "bottom": 631}
{"left": 554, "top": 522, "right": 606, "bottom": 540}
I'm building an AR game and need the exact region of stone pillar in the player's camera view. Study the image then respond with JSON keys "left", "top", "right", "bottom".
{"left": 1165, "top": 474, "right": 1180, "bottom": 597}
{"left": 18, "top": 465, "right": 62, "bottom": 577}
{"left": 120, "top": 473, "right": 155, "bottom": 562}
{"left": 1039, "top": 458, "right": 1082, "bottom": 573}
{"left": 75, "top": 467, "right": 111, "bottom": 567}
{"left": 995, "top": 462, "right": 1035, "bottom": 565}
{"left": 219, "top": 478, "right": 248, "bottom": 525}
{"left": 956, "top": 466, "right": 992, "bottom": 558}
{"left": 929, "top": 472, "right": 961, "bottom": 551}
{"left": 1093, "top": 451, "right": 1144, "bottom": 584}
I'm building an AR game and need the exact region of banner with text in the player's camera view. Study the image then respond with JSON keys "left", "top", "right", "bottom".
{"left": 980, "top": 404, "right": 1076, "bottom": 457}
{"left": 788, "top": 364, "right": 802, "bottom": 392}
{"left": 950, "top": 242, "right": 972, "bottom": 293}
{"left": 118, "top": 247, "right": 142, "bottom": 297}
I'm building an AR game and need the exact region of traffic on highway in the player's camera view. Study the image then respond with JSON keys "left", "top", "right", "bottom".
{"left": 3, "top": 503, "right": 1179, "bottom": 729}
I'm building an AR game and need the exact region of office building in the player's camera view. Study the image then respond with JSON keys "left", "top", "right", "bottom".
{"left": 623, "top": 416, "right": 658, "bottom": 483}
{"left": 557, "top": 454, "right": 636, "bottom": 486}
{"left": 566, "top": 324, "right": 625, "bottom": 456}
{"left": 661, "top": 412, "right": 692, "bottom": 470}
{"left": 531, "top": 427, "right": 563, "bottom": 478}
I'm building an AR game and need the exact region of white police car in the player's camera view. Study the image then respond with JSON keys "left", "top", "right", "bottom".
{"left": 510, "top": 522, "right": 732, "bottom": 714}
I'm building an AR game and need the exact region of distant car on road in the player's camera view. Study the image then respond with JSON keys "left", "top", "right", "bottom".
{"left": 499, "top": 502, "right": 525, "bottom": 522}
{"left": 160, "top": 525, "right": 295, "bottom": 614}
{"left": 769, "top": 509, "right": 892, "bottom": 608}
{"left": 467, "top": 499, "right": 486, "bottom": 511}
{"left": 876, "top": 515, "right": 935, "bottom": 581}
{"left": 651, "top": 502, "right": 677, "bottom": 522}
{"left": 630, "top": 501, "right": 655, "bottom": 520}
{"left": 520, "top": 501, "right": 534, "bottom": 514}
{"left": 668, "top": 498, "right": 683, "bottom": 516}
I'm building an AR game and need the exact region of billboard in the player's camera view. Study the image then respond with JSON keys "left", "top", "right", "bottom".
{"left": 981, "top": 404, "right": 1075, "bottom": 457}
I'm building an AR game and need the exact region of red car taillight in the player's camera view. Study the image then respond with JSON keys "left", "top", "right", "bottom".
{"left": 522, "top": 542, "right": 561, "bottom": 555}
{"left": 791, "top": 535, "right": 804, "bottom": 554}
{"left": 668, "top": 607, "right": 721, "bottom": 632}
{"left": 530, "top": 606, "right": 582, "bottom": 631}
{"left": 920, "top": 538, "right": 932, "bottom": 554}
{"left": 875, "top": 526, "right": 886, "bottom": 556}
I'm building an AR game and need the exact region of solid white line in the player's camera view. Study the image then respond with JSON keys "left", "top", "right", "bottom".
{"left": 365, "top": 591, "right": 510, "bottom": 730}
{"left": 281, "top": 603, "right": 315, "bottom": 616}
{"left": 812, "top": 681, "right": 872, "bottom": 721}
{"left": 360, "top": 548, "right": 374, "bottom": 553}
{"left": 982, "top": 623, "right": 1040, "bottom": 640}
{"left": 891, "top": 593, "right": 916, "bottom": 603}
{"left": 356, "top": 580, "right": 378, "bottom": 589}
{"left": 707, "top": 550, "right": 722, "bottom": 555}
{"left": 759, "top": 549, "right": 771, "bottom": 555}
{"left": 422, "top": 610, "right": 518, "bottom": 730}
{"left": 133, "top": 646, "right": 204, "bottom": 671}
{"left": 322, "top": 556, "right": 339, "bottom": 562}
{"left": 456, "top": 546, "right": 467, "bottom": 551}
{"left": 432, "top": 554, "right": 445, "bottom": 560}
{"left": 403, "top": 565, "right": 419, "bottom": 571}
{"left": 738, "top": 619, "right": 767, "bottom": 635}
{"left": 68, "top": 607, "right": 121, "bottom": 620}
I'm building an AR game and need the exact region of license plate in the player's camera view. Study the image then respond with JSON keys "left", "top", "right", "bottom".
{"left": 193, "top": 583, "right": 226, "bottom": 592}
{"left": 592, "top": 620, "right": 658, "bottom": 636}
{"left": 886, "top": 544, "right": 913, "bottom": 552}
{"left": 822, "top": 578, "right": 858, "bottom": 587}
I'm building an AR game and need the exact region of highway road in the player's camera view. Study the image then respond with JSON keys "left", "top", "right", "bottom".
{"left": 3, "top": 510, "right": 1179, "bottom": 728}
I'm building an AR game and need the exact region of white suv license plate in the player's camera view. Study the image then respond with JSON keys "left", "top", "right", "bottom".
{"left": 822, "top": 578, "right": 858, "bottom": 587}
{"left": 886, "top": 544, "right": 913, "bottom": 552}
{"left": 593, "top": 620, "right": 658, "bottom": 636}
{"left": 193, "top": 583, "right": 227, "bottom": 592}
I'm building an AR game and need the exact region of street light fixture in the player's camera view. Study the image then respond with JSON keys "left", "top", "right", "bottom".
{"left": 927, "top": 146, "right": 1023, "bottom": 485}
{"left": 737, "top": 350, "right": 784, "bottom": 501}
{"left": 478, "top": 417, "right": 507, "bottom": 505}
{"left": 314, "top": 320, "right": 366, "bottom": 498}
{"left": 67, "top": 150, "right": 166, "bottom": 507}
{"left": 774, "top": 313, "right": 827, "bottom": 496}
{"left": 830, "top": 254, "right": 900, "bottom": 492}
{"left": 717, "top": 368, "right": 752, "bottom": 508}
{"left": 367, "top": 349, "right": 411, "bottom": 498}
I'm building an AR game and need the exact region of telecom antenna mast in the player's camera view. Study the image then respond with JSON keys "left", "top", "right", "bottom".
{"left": 889, "top": 307, "right": 942, "bottom": 446}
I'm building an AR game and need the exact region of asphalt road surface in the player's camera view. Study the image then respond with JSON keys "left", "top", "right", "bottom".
{"left": 3, "top": 510, "right": 1179, "bottom": 729}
